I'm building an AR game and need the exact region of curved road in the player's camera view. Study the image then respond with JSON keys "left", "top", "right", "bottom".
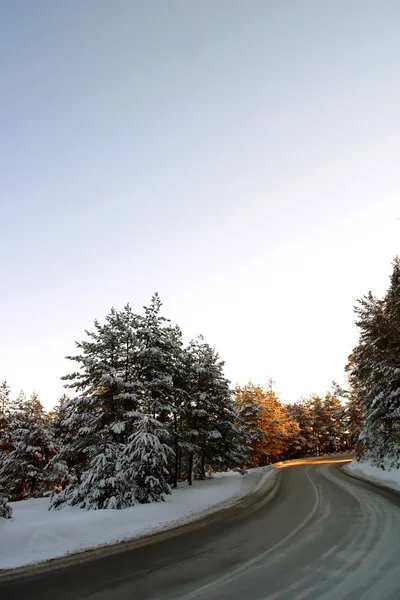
{"left": 2, "top": 459, "right": 400, "bottom": 600}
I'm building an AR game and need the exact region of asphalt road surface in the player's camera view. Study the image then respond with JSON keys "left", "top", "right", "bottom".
{"left": 2, "top": 459, "right": 400, "bottom": 600}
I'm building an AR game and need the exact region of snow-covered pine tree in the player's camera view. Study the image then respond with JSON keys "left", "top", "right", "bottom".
{"left": 183, "top": 337, "right": 239, "bottom": 483}
{"left": 0, "top": 384, "right": 12, "bottom": 512}
{"left": 163, "top": 325, "right": 189, "bottom": 488}
{"left": 285, "top": 399, "right": 314, "bottom": 458}
{"left": 333, "top": 378, "right": 365, "bottom": 449}
{"left": 52, "top": 435, "right": 130, "bottom": 510}
{"left": 50, "top": 393, "right": 70, "bottom": 440}
{"left": 0, "top": 385, "right": 12, "bottom": 515}
{"left": 375, "top": 257, "right": 400, "bottom": 466}
{"left": 0, "top": 380, "right": 12, "bottom": 458}
{"left": 348, "top": 258, "right": 400, "bottom": 468}
{"left": 133, "top": 295, "right": 190, "bottom": 488}
{"left": 50, "top": 307, "right": 141, "bottom": 509}
{"left": 0, "top": 392, "right": 57, "bottom": 500}
{"left": 43, "top": 394, "right": 73, "bottom": 492}
{"left": 135, "top": 293, "right": 177, "bottom": 420}
{"left": 0, "top": 380, "right": 11, "bottom": 414}
{"left": 234, "top": 383, "right": 269, "bottom": 467}
{"left": 61, "top": 307, "right": 136, "bottom": 434}
{"left": 123, "top": 414, "right": 171, "bottom": 503}
{"left": 306, "top": 394, "right": 327, "bottom": 456}
{"left": 0, "top": 489, "right": 12, "bottom": 519}
{"left": 321, "top": 392, "right": 346, "bottom": 453}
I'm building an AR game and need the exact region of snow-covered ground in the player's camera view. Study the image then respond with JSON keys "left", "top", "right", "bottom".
{"left": 343, "top": 460, "right": 400, "bottom": 492}
{"left": 0, "top": 466, "right": 275, "bottom": 571}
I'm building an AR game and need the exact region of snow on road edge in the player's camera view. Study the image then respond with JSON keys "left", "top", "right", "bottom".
{"left": 343, "top": 460, "right": 400, "bottom": 492}
{"left": 0, "top": 466, "right": 276, "bottom": 570}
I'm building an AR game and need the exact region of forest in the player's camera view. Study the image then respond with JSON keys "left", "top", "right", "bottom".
{"left": 1, "top": 257, "right": 400, "bottom": 518}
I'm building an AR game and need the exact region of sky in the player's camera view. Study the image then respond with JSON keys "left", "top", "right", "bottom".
{"left": 1, "top": 1, "right": 400, "bottom": 409}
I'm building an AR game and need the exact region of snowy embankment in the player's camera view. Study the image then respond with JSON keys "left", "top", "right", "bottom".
{"left": 0, "top": 466, "right": 275, "bottom": 571}
{"left": 343, "top": 460, "right": 400, "bottom": 493}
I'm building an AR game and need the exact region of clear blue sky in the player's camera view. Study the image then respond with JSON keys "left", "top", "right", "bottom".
{"left": 1, "top": 1, "right": 399, "bottom": 408}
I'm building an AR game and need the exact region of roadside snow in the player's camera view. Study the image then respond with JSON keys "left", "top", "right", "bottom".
{"left": 0, "top": 467, "right": 275, "bottom": 570}
{"left": 343, "top": 460, "right": 400, "bottom": 492}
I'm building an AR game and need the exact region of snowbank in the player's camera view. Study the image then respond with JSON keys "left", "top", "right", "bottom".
{"left": 0, "top": 467, "right": 275, "bottom": 570}
{"left": 343, "top": 460, "right": 400, "bottom": 493}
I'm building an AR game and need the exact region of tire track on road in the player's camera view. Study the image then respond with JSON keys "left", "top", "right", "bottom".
{"left": 174, "top": 466, "right": 322, "bottom": 600}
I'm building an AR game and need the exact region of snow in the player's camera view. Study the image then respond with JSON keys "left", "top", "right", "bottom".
{"left": 0, "top": 466, "right": 275, "bottom": 570}
{"left": 343, "top": 460, "right": 400, "bottom": 492}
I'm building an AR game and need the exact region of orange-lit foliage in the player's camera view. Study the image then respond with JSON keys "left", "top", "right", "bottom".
{"left": 235, "top": 380, "right": 298, "bottom": 467}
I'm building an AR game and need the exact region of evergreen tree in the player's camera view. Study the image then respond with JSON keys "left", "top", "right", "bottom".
{"left": 234, "top": 383, "right": 270, "bottom": 466}
{"left": 285, "top": 399, "right": 315, "bottom": 458}
{"left": 50, "top": 295, "right": 238, "bottom": 507}
{"left": 321, "top": 392, "right": 346, "bottom": 453}
{"left": 51, "top": 306, "right": 141, "bottom": 508}
{"left": 183, "top": 337, "right": 238, "bottom": 484}
{"left": 135, "top": 293, "right": 178, "bottom": 420}
{"left": 50, "top": 393, "right": 70, "bottom": 440}
{"left": 286, "top": 393, "right": 346, "bottom": 458}
{"left": 165, "top": 327, "right": 190, "bottom": 488}
{"left": 0, "top": 392, "right": 57, "bottom": 500}
{"left": 348, "top": 257, "right": 400, "bottom": 468}
{"left": 0, "top": 491, "right": 12, "bottom": 519}
{"left": 334, "top": 378, "right": 365, "bottom": 448}
{"left": 50, "top": 298, "right": 179, "bottom": 509}
{"left": 0, "top": 382, "right": 12, "bottom": 506}
{"left": 260, "top": 380, "right": 299, "bottom": 463}
{"left": 123, "top": 414, "right": 171, "bottom": 503}
{"left": 61, "top": 307, "right": 139, "bottom": 439}
{"left": 235, "top": 381, "right": 298, "bottom": 466}
{"left": 0, "top": 380, "right": 12, "bottom": 457}
{"left": 51, "top": 436, "right": 129, "bottom": 510}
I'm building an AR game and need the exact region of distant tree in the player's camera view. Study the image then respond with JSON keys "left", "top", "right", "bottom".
{"left": 235, "top": 381, "right": 298, "bottom": 466}
{"left": 235, "top": 383, "right": 269, "bottom": 466}
{"left": 333, "top": 379, "right": 364, "bottom": 449}
{"left": 260, "top": 380, "right": 299, "bottom": 463}
{"left": 321, "top": 392, "right": 345, "bottom": 453}
{"left": 285, "top": 399, "right": 314, "bottom": 458}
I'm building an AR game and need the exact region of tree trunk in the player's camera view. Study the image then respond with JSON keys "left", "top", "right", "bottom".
{"left": 200, "top": 450, "right": 206, "bottom": 478}
{"left": 178, "top": 448, "right": 182, "bottom": 480}
{"left": 172, "top": 413, "right": 178, "bottom": 488}
{"left": 188, "top": 452, "right": 194, "bottom": 486}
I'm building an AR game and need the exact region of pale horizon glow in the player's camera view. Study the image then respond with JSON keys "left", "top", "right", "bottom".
{"left": 1, "top": 1, "right": 400, "bottom": 409}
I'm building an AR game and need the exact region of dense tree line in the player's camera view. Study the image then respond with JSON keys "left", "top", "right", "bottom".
{"left": 2, "top": 289, "right": 374, "bottom": 518}
{"left": 344, "top": 257, "right": 400, "bottom": 469}
{"left": 48, "top": 294, "right": 243, "bottom": 510}
{"left": 235, "top": 381, "right": 299, "bottom": 465}
{"left": 3, "top": 257, "right": 399, "bottom": 517}
{"left": 235, "top": 383, "right": 350, "bottom": 466}
{"left": 0, "top": 295, "right": 243, "bottom": 515}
